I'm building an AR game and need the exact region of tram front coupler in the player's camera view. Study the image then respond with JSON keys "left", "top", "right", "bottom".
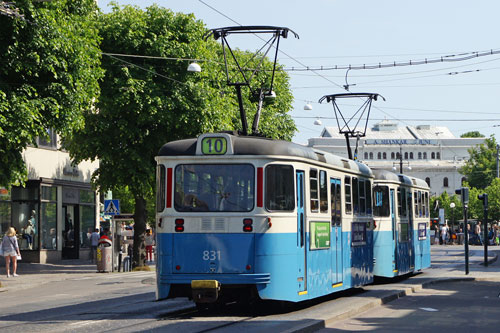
{"left": 191, "top": 280, "right": 221, "bottom": 303}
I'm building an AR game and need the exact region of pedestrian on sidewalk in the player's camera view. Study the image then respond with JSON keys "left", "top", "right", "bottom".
{"left": 475, "top": 221, "right": 483, "bottom": 245}
{"left": 2, "top": 227, "right": 21, "bottom": 277}
{"left": 145, "top": 229, "right": 155, "bottom": 263}
{"left": 441, "top": 223, "right": 449, "bottom": 245}
{"left": 90, "top": 228, "right": 100, "bottom": 263}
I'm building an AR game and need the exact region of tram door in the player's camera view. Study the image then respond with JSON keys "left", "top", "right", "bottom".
{"left": 390, "top": 189, "right": 398, "bottom": 273}
{"left": 296, "top": 171, "right": 307, "bottom": 293}
{"left": 330, "top": 178, "right": 343, "bottom": 284}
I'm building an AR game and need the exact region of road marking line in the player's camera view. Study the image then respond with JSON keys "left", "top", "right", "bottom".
{"left": 419, "top": 307, "right": 438, "bottom": 312}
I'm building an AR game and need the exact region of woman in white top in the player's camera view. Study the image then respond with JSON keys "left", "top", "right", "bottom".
{"left": 2, "top": 227, "right": 21, "bottom": 277}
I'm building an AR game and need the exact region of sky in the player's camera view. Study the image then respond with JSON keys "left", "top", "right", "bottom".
{"left": 98, "top": 0, "right": 500, "bottom": 144}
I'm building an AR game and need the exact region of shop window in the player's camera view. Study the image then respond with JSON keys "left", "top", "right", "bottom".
{"left": 410, "top": 152, "right": 414, "bottom": 159}
{"left": 369, "top": 152, "right": 373, "bottom": 159}
{"left": 423, "top": 152, "right": 427, "bottom": 159}
{"left": 418, "top": 152, "right": 422, "bottom": 159}
{"left": 80, "top": 205, "right": 95, "bottom": 248}
{"left": 443, "top": 177, "right": 449, "bottom": 187}
{"left": 364, "top": 152, "right": 368, "bottom": 160}
{"left": 12, "top": 185, "right": 39, "bottom": 250}
{"left": 40, "top": 185, "right": 57, "bottom": 250}
{"left": 437, "top": 152, "right": 441, "bottom": 159}
{"left": 377, "top": 152, "right": 381, "bottom": 160}
{"left": 404, "top": 152, "right": 408, "bottom": 159}
{"left": 391, "top": 152, "right": 395, "bottom": 159}
{"left": 431, "top": 152, "right": 435, "bottom": 159}
{"left": 383, "top": 152, "right": 387, "bottom": 159}
{"left": 0, "top": 187, "right": 12, "bottom": 237}
{"left": 41, "top": 202, "right": 57, "bottom": 250}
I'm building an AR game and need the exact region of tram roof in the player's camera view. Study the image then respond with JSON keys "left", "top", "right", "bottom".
{"left": 158, "top": 134, "right": 372, "bottom": 176}
{"left": 373, "top": 169, "right": 429, "bottom": 190}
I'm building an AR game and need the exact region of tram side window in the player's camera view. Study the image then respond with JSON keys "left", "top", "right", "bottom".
{"left": 365, "top": 180, "right": 372, "bottom": 214}
{"left": 413, "top": 191, "right": 417, "bottom": 218}
{"left": 418, "top": 191, "right": 423, "bottom": 217}
{"left": 425, "top": 192, "right": 429, "bottom": 217}
{"left": 156, "top": 165, "right": 166, "bottom": 212}
{"left": 373, "top": 186, "right": 390, "bottom": 217}
{"left": 344, "top": 176, "right": 352, "bottom": 214}
{"left": 319, "top": 170, "right": 328, "bottom": 213}
{"left": 397, "top": 188, "right": 402, "bottom": 217}
{"left": 352, "top": 177, "right": 359, "bottom": 214}
{"left": 397, "top": 188, "right": 407, "bottom": 217}
{"left": 310, "top": 169, "right": 319, "bottom": 212}
{"left": 265, "top": 165, "right": 295, "bottom": 211}
{"left": 359, "top": 179, "right": 366, "bottom": 214}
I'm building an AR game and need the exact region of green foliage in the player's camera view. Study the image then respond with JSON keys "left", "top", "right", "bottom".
{"left": 65, "top": 3, "right": 295, "bottom": 266}
{"left": 459, "top": 136, "right": 498, "bottom": 189}
{"left": 460, "top": 131, "right": 485, "bottom": 138}
{"left": 0, "top": 0, "right": 103, "bottom": 186}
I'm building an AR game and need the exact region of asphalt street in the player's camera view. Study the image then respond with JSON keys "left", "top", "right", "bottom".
{"left": 0, "top": 245, "right": 498, "bottom": 332}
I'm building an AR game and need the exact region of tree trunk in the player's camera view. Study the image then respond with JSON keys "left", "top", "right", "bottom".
{"left": 132, "top": 195, "right": 147, "bottom": 268}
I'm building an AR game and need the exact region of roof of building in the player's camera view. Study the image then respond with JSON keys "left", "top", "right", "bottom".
{"left": 320, "top": 120, "right": 456, "bottom": 140}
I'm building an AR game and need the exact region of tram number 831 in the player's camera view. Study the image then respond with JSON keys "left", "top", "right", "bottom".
{"left": 203, "top": 250, "right": 221, "bottom": 261}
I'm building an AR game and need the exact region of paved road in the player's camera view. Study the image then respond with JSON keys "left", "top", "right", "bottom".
{"left": 0, "top": 245, "right": 498, "bottom": 332}
{"left": 317, "top": 280, "right": 500, "bottom": 332}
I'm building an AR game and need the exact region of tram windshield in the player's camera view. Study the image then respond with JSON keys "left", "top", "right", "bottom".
{"left": 174, "top": 164, "right": 255, "bottom": 212}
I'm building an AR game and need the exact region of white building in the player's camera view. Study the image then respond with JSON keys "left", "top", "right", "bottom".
{"left": 0, "top": 129, "right": 99, "bottom": 263}
{"left": 308, "top": 120, "right": 485, "bottom": 196}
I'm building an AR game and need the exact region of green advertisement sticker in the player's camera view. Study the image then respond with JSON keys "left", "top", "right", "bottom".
{"left": 310, "top": 221, "right": 331, "bottom": 250}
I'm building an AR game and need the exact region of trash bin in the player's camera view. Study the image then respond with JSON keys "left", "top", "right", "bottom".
{"left": 97, "top": 238, "right": 112, "bottom": 272}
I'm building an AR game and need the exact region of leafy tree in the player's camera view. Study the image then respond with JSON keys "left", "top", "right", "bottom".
{"left": 460, "top": 131, "right": 485, "bottom": 138}
{"left": 0, "top": 0, "right": 103, "bottom": 186}
{"left": 459, "top": 136, "right": 498, "bottom": 189}
{"left": 66, "top": 3, "right": 296, "bottom": 267}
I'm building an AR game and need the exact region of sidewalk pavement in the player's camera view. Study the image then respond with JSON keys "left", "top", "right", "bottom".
{"left": 0, "top": 259, "right": 156, "bottom": 293}
{"left": 1, "top": 244, "right": 499, "bottom": 329}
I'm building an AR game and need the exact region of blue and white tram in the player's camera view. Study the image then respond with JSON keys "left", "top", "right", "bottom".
{"left": 155, "top": 133, "right": 375, "bottom": 304}
{"left": 372, "top": 170, "right": 431, "bottom": 278}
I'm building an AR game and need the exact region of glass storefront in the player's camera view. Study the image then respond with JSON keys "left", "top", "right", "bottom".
{"left": 41, "top": 185, "right": 57, "bottom": 250}
{"left": 0, "top": 187, "right": 12, "bottom": 236}
{"left": 11, "top": 185, "right": 39, "bottom": 250}
{"left": 1, "top": 182, "right": 96, "bottom": 261}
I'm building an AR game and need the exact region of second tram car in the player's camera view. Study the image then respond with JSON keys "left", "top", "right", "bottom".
{"left": 372, "top": 170, "right": 431, "bottom": 278}
{"left": 155, "top": 133, "right": 375, "bottom": 305}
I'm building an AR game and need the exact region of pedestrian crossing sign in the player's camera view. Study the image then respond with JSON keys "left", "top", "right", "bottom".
{"left": 104, "top": 199, "right": 120, "bottom": 215}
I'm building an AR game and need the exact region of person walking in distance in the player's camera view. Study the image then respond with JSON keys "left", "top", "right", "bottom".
{"left": 475, "top": 221, "right": 483, "bottom": 245}
{"left": 90, "top": 228, "right": 100, "bottom": 263}
{"left": 2, "top": 227, "right": 21, "bottom": 277}
{"left": 441, "top": 223, "right": 449, "bottom": 245}
{"left": 145, "top": 229, "right": 155, "bottom": 263}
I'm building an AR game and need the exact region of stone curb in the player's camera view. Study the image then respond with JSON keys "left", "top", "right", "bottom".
{"left": 290, "top": 251, "right": 499, "bottom": 333}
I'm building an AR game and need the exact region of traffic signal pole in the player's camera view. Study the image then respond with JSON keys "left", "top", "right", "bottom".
{"left": 456, "top": 187, "right": 470, "bottom": 275}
